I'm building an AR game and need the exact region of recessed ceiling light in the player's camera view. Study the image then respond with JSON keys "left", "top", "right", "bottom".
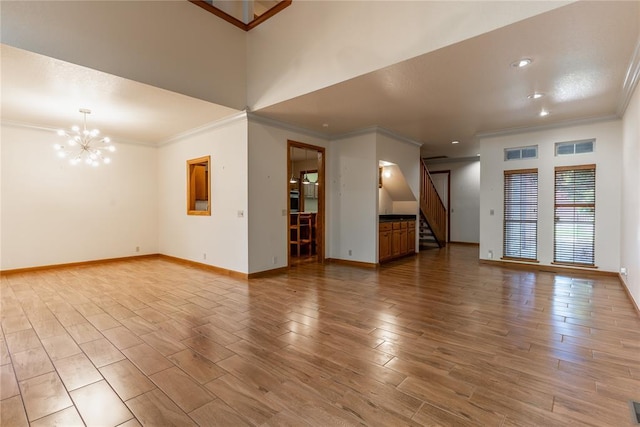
{"left": 451, "top": 140, "right": 460, "bottom": 144}
{"left": 528, "top": 92, "right": 544, "bottom": 99}
{"left": 511, "top": 58, "right": 532, "bottom": 68}
{"left": 539, "top": 110, "right": 550, "bottom": 117}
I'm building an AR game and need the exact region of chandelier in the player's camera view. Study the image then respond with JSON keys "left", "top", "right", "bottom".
{"left": 55, "top": 108, "right": 115, "bottom": 166}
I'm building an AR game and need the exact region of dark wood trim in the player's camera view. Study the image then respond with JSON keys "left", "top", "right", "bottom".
{"left": 158, "top": 254, "right": 248, "bottom": 279}
{"left": 551, "top": 261, "right": 597, "bottom": 269}
{"left": 504, "top": 168, "right": 538, "bottom": 175}
{"left": 189, "top": 0, "right": 291, "bottom": 31}
{"left": 501, "top": 256, "right": 540, "bottom": 263}
{"left": 0, "top": 254, "right": 160, "bottom": 275}
{"left": 288, "top": 140, "right": 326, "bottom": 267}
{"left": 189, "top": 0, "right": 248, "bottom": 30}
{"left": 247, "top": 0, "right": 292, "bottom": 30}
{"left": 480, "top": 259, "right": 614, "bottom": 277}
{"left": 429, "top": 170, "right": 450, "bottom": 242}
{"left": 326, "top": 258, "right": 378, "bottom": 269}
{"left": 448, "top": 241, "right": 479, "bottom": 246}
{"left": 555, "top": 163, "right": 596, "bottom": 172}
{"left": 248, "top": 266, "right": 289, "bottom": 278}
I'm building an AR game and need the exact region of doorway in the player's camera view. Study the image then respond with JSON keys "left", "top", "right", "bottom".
{"left": 287, "top": 140, "right": 325, "bottom": 266}
{"left": 430, "top": 170, "right": 450, "bottom": 242}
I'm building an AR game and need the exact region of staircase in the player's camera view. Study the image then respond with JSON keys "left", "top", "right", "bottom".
{"left": 419, "top": 215, "right": 440, "bottom": 249}
{"left": 420, "top": 158, "right": 446, "bottom": 248}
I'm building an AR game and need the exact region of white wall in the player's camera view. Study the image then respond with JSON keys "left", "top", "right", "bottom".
{"left": 1, "top": 1, "right": 247, "bottom": 109}
{"left": 0, "top": 124, "right": 158, "bottom": 270}
{"left": 247, "top": 118, "right": 328, "bottom": 273}
{"left": 378, "top": 187, "right": 393, "bottom": 215}
{"left": 157, "top": 115, "right": 250, "bottom": 274}
{"left": 621, "top": 83, "right": 640, "bottom": 308}
{"left": 428, "top": 160, "right": 480, "bottom": 243}
{"left": 479, "top": 120, "right": 622, "bottom": 272}
{"left": 329, "top": 133, "right": 378, "bottom": 263}
{"left": 247, "top": 1, "right": 569, "bottom": 110}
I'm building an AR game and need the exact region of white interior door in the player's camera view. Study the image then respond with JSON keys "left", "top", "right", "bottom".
{"left": 430, "top": 172, "right": 449, "bottom": 242}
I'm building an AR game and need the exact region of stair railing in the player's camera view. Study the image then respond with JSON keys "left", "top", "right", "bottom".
{"left": 420, "top": 158, "right": 446, "bottom": 247}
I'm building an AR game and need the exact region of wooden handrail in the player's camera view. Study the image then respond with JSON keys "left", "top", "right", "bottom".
{"left": 420, "top": 159, "right": 446, "bottom": 247}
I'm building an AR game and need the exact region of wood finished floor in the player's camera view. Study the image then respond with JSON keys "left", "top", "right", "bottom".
{"left": 1, "top": 245, "right": 639, "bottom": 426}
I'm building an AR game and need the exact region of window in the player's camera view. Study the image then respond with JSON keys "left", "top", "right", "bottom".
{"left": 504, "top": 145, "right": 538, "bottom": 161}
{"left": 503, "top": 169, "right": 538, "bottom": 261}
{"left": 554, "top": 165, "right": 596, "bottom": 266}
{"left": 555, "top": 139, "right": 595, "bottom": 156}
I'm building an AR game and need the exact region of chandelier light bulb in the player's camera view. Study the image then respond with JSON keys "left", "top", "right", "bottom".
{"left": 54, "top": 109, "right": 115, "bottom": 167}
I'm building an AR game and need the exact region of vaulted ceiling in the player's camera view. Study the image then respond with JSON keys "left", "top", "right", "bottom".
{"left": 1, "top": 1, "right": 638, "bottom": 158}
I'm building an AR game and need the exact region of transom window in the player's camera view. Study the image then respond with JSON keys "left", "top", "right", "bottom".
{"left": 504, "top": 145, "right": 538, "bottom": 161}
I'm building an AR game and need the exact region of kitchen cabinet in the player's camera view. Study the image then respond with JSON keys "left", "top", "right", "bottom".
{"left": 379, "top": 223, "right": 392, "bottom": 261}
{"left": 379, "top": 218, "right": 416, "bottom": 263}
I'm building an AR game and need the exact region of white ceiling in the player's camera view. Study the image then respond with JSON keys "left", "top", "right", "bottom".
{"left": 1, "top": 1, "right": 638, "bottom": 157}
{"left": 254, "top": 1, "right": 640, "bottom": 158}
{"left": 0, "top": 44, "right": 239, "bottom": 145}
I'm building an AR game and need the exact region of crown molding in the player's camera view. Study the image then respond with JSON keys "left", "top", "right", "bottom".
{"left": 617, "top": 36, "right": 640, "bottom": 117}
{"left": 331, "top": 126, "right": 423, "bottom": 147}
{"left": 1, "top": 120, "right": 154, "bottom": 147}
{"left": 159, "top": 110, "right": 248, "bottom": 146}
{"left": 247, "top": 113, "right": 423, "bottom": 147}
{"left": 476, "top": 114, "right": 619, "bottom": 140}
{"left": 246, "top": 112, "right": 329, "bottom": 140}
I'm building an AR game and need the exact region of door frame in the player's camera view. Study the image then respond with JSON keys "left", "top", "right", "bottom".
{"left": 429, "top": 170, "right": 451, "bottom": 243}
{"left": 287, "top": 140, "right": 326, "bottom": 265}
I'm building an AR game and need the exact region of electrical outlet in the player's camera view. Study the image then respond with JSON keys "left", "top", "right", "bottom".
{"left": 488, "top": 250, "right": 493, "bottom": 259}
{"left": 490, "top": 209, "right": 495, "bottom": 216}
{"left": 348, "top": 249, "right": 352, "bottom": 256}
{"left": 282, "top": 209, "right": 287, "bottom": 216}
{"left": 203, "top": 253, "right": 207, "bottom": 260}
{"left": 272, "top": 256, "right": 277, "bottom": 264}
{"left": 135, "top": 246, "right": 140, "bottom": 253}
{"left": 621, "top": 267, "right": 628, "bottom": 275}
{"left": 237, "top": 210, "right": 244, "bottom": 218}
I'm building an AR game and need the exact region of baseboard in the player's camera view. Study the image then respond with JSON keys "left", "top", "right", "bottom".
{"left": 325, "top": 258, "right": 377, "bottom": 269}
{"left": 0, "top": 253, "right": 288, "bottom": 280}
{"left": 449, "top": 241, "right": 480, "bottom": 246}
{"left": 0, "top": 254, "right": 160, "bottom": 275}
{"left": 479, "top": 259, "right": 618, "bottom": 277}
{"left": 157, "top": 254, "right": 248, "bottom": 279}
{"left": 248, "top": 266, "right": 289, "bottom": 278}
{"left": 618, "top": 273, "right": 640, "bottom": 318}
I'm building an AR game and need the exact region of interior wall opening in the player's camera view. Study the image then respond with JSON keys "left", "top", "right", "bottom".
{"left": 287, "top": 140, "right": 325, "bottom": 267}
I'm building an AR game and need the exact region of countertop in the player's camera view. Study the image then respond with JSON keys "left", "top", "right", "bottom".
{"left": 379, "top": 214, "right": 417, "bottom": 222}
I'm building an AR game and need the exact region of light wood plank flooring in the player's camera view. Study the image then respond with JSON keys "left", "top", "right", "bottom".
{"left": 1, "top": 245, "right": 639, "bottom": 426}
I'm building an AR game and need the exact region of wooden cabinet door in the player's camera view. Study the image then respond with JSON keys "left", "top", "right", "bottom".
{"left": 392, "top": 231, "right": 400, "bottom": 256}
{"left": 408, "top": 221, "right": 416, "bottom": 253}
{"left": 379, "top": 231, "right": 391, "bottom": 261}
{"left": 399, "top": 229, "right": 408, "bottom": 254}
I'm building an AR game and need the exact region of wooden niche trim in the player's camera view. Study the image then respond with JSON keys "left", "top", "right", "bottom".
{"left": 187, "top": 156, "right": 211, "bottom": 216}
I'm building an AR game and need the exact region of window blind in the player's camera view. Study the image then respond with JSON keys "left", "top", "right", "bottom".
{"left": 504, "top": 169, "right": 538, "bottom": 260}
{"left": 554, "top": 165, "right": 596, "bottom": 266}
